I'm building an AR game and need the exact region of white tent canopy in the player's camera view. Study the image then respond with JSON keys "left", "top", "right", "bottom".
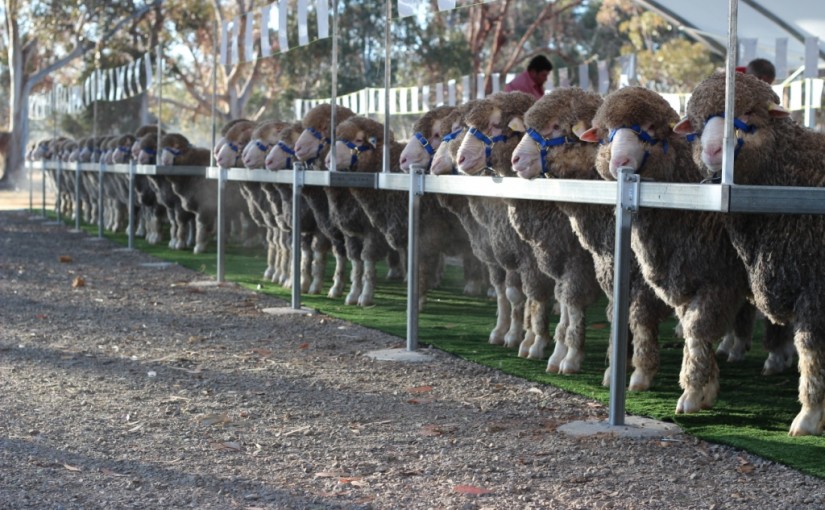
{"left": 633, "top": 0, "right": 825, "bottom": 77}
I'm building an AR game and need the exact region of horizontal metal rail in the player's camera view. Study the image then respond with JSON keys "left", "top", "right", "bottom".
{"left": 39, "top": 161, "right": 825, "bottom": 215}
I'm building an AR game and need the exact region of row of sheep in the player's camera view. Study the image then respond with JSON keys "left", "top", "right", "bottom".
{"left": 29, "top": 71, "right": 825, "bottom": 436}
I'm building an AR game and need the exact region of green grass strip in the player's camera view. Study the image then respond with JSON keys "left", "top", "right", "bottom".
{"left": 59, "top": 215, "right": 825, "bottom": 478}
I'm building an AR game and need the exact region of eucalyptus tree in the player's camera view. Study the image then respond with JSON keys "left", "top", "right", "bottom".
{"left": 1, "top": 0, "right": 160, "bottom": 187}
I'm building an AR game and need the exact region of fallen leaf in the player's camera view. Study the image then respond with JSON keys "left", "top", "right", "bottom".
{"left": 338, "top": 476, "right": 363, "bottom": 484}
{"left": 100, "top": 468, "right": 127, "bottom": 477}
{"left": 58, "top": 255, "right": 73, "bottom": 263}
{"left": 63, "top": 464, "right": 82, "bottom": 472}
{"left": 210, "top": 441, "right": 242, "bottom": 451}
{"left": 736, "top": 456, "right": 755, "bottom": 474}
{"left": 298, "top": 343, "right": 310, "bottom": 350}
{"left": 314, "top": 472, "right": 340, "bottom": 479}
{"left": 35, "top": 314, "right": 47, "bottom": 319}
{"left": 453, "top": 485, "right": 493, "bottom": 495}
{"left": 420, "top": 424, "right": 444, "bottom": 436}
{"left": 407, "top": 385, "right": 433, "bottom": 394}
{"left": 72, "top": 276, "right": 86, "bottom": 288}
{"left": 527, "top": 387, "right": 544, "bottom": 395}
{"left": 407, "top": 397, "right": 435, "bottom": 405}
{"left": 250, "top": 348, "right": 273, "bottom": 357}
{"left": 200, "top": 414, "right": 232, "bottom": 427}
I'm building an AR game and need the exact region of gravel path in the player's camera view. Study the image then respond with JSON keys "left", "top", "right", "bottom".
{"left": 2, "top": 208, "right": 825, "bottom": 509}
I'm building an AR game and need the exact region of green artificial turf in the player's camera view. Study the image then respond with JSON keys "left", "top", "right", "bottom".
{"left": 61, "top": 215, "right": 825, "bottom": 478}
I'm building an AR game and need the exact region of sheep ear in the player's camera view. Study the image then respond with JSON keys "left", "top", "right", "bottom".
{"left": 571, "top": 121, "right": 589, "bottom": 138}
{"left": 578, "top": 126, "right": 600, "bottom": 143}
{"left": 768, "top": 101, "right": 790, "bottom": 118}
{"left": 368, "top": 136, "right": 378, "bottom": 148}
{"left": 508, "top": 117, "right": 526, "bottom": 133}
{"left": 672, "top": 117, "right": 694, "bottom": 135}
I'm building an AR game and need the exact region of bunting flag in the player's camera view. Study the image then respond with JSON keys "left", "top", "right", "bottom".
{"left": 316, "top": 0, "right": 329, "bottom": 39}
{"left": 598, "top": 60, "right": 609, "bottom": 94}
{"left": 558, "top": 67, "right": 569, "bottom": 88}
{"left": 448, "top": 79, "right": 456, "bottom": 106}
{"left": 461, "top": 75, "right": 470, "bottom": 103}
{"left": 492, "top": 73, "right": 500, "bottom": 93}
{"left": 279, "top": 0, "right": 290, "bottom": 52}
{"left": 244, "top": 12, "right": 256, "bottom": 62}
{"left": 398, "top": 0, "right": 418, "bottom": 17}
{"left": 260, "top": 5, "right": 272, "bottom": 57}
{"left": 230, "top": 16, "right": 240, "bottom": 65}
{"left": 144, "top": 52, "right": 153, "bottom": 89}
{"left": 220, "top": 19, "right": 230, "bottom": 65}
{"left": 116, "top": 66, "right": 126, "bottom": 101}
{"left": 298, "top": 0, "right": 309, "bottom": 46}
{"left": 578, "top": 63, "right": 590, "bottom": 91}
{"left": 805, "top": 37, "right": 819, "bottom": 78}
{"left": 740, "top": 38, "right": 757, "bottom": 66}
{"left": 476, "top": 74, "right": 485, "bottom": 99}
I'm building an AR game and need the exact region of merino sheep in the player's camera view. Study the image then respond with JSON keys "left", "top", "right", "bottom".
{"left": 510, "top": 87, "right": 673, "bottom": 390}
{"left": 130, "top": 125, "right": 167, "bottom": 245}
{"left": 457, "top": 91, "right": 601, "bottom": 374}
{"left": 578, "top": 86, "right": 754, "bottom": 415}
{"left": 330, "top": 115, "right": 479, "bottom": 310}
{"left": 430, "top": 109, "right": 526, "bottom": 346}
{"left": 676, "top": 72, "right": 817, "bottom": 435}
{"left": 266, "top": 121, "right": 349, "bottom": 299}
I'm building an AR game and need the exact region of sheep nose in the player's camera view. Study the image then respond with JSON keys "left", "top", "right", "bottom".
{"left": 512, "top": 155, "right": 521, "bottom": 165}
{"left": 612, "top": 155, "right": 632, "bottom": 169}
{"left": 458, "top": 155, "right": 466, "bottom": 165}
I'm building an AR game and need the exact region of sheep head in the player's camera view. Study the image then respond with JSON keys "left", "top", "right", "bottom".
{"left": 243, "top": 120, "right": 292, "bottom": 168}
{"left": 216, "top": 120, "right": 256, "bottom": 168}
{"left": 132, "top": 125, "right": 162, "bottom": 161}
{"left": 674, "top": 72, "right": 789, "bottom": 182}
{"left": 265, "top": 122, "right": 303, "bottom": 171}
{"left": 511, "top": 87, "right": 602, "bottom": 180}
{"left": 399, "top": 105, "right": 460, "bottom": 172}
{"left": 579, "top": 86, "right": 688, "bottom": 182}
{"left": 110, "top": 134, "right": 136, "bottom": 164}
{"left": 137, "top": 133, "right": 158, "bottom": 164}
{"left": 159, "top": 133, "right": 193, "bottom": 165}
{"left": 457, "top": 91, "right": 535, "bottom": 177}
{"left": 327, "top": 116, "right": 391, "bottom": 172}
{"left": 295, "top": 104, "right": 355, "bottom": 166}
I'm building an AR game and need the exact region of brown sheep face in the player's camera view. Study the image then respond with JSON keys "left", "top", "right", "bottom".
{"left": 456, "top": 107, "right": 503, "bottom": 176}
{"left": 399, "top": 116, "right": 457, "bottom": 172}
{"left": 294, "top": 126, "right": 330, "bottom": 164}
{"left": 511, "top": 115, "right": 591, "bottom": 180}
{"left": 327, "top": 127, "right": 377, "bottom": 172}
{"left": 265, "top": 129, "right": 301, "bottom": 171}
{"left": 429, "top": 129, "right": 464, "bottom": 176}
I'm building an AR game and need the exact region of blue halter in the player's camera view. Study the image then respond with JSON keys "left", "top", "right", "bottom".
{"left": 277, "top": 141, "right": 296, "bottom": 170}
{"left": 306, "top": 126, "right": 330, "bottom": 166}
{"left": 704, "top": 113, "right": 756, "bottom": 159}
{"left": 254, "top": 139, "right": 271, "bottom": 153}
{"left": 605, "top": 124, "right": 668, "bottom": 170}
{"left": 440, "top": 127, "right": 464, "bottom": 175}
{"left": 413, "top": 132, "right": 435, "bottom": 156}
{"left": 340, "top": 139, "right": 373, "bottom": 171}
{"left": 467, "top": 127, "right": 515, "bottom": 172}
{"left": 525, "top": 127, "right": 577, "bottom": 178}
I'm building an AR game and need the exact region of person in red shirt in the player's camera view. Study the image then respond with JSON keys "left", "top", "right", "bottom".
{"left": 504, "top": 55, "right": 553, "bottom": 100}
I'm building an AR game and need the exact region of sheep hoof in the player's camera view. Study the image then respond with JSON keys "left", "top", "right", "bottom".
{"left": 308, "top": 281, "right": 323, "bottom": 295}
{"left": 526, "top": 340, "right": 546, "bottom": 360}
{"left": 503, "top": 331, "right": 522, "bottom": 349}
{"left": 789, "top": 408, "right": 824, "bottom": 436}
{"left": 263, "top": 268, "right": 274, "bottom": 280}
{"left": 488, "top": 331, "right": 505, "bottom": 346}
{"left": 344, "top": 292, "right": 359, "bottom": 306}
{"left": 602, "top": 368, "right": 611, "bottom": 387}
{"left": 559, "top": 358, "right": 581, "bottom": 375}
{"left": 675, "top": 390, "right": 703, "bottom": 414}
{"left": 546, "top": 361, "right": 561, "bottom": 374}
{"left": 327, "top": 283, "right": 344, "bottom": 299}
{"left": 357, "top": 295, "right": 373, "bottom": 307}
{"left": 628, "top": 371, "right": 653, "bottom": 392}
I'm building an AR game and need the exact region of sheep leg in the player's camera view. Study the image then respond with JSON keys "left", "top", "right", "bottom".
{"left": 308, "top": 233, "right": 331, "bottom": 295}
{"left": 762, "top": 319, "right": 795, "bottom": 376}
{"left": 519, "top": 298, "right": 535, "bottom": 355}
{"left": 327, "top": 241, "right": 347, "bottom": 299}
{"left": 718, "top": 301, "right": 756, "bottom": 362}
{"left": 193, "top": 214, "right": 213, "bottom": 254}
{"left": 523, "top": 299, "right": 550, "bottom": 360}
{"left": 559, "top": 305, "right": 587, "bottom": 374}
{"left": 789, "top": 326, "right": 825, "bottom": 436}
{"left": 278, "top": 230, "right": 292, "bottom": 287}
{"left": 345, "top": 258, "right": 364, "bottom": 306}
{"left": 488, "top": 266, "right": 510, "bottom": 345}
{"left": 503, "top": 280, "right": 526, "bottom": 349}
{"left": 627, "top": 295, "right": 662, "bottom": 391}
{"left": 676, "top": 335, "right": 719, "bottom": 414}
{"left": 385, "top": 249, "right": 404, "bottom": 281}
{"left": 547, "top": 304, "right": 569, "bottom": 373}
{"left": 358, "top": 259, "right": 376, "bottom": 307}
{"left": 263, "top": 229, "right": 276, "bottom": 280}
{"left": 300, "top": 233, "right": 313, "bottom": 293}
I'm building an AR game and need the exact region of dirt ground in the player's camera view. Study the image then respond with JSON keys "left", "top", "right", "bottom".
{"left": 2, "top": 201, "right": 825, "bottom": 509}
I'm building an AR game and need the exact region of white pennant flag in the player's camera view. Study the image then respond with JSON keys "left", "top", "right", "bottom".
{"left": 775, "top": 38, "right": 788, "bottom": 80}
{"left": 220, "top": 19, "right": 230, "bottom": 65}
{"left": 578, "top": 63, "right": 590, "bottom": 91}
{"left": 398, "top": 0, "right": 417, "bottom": 17}
{"left": 805, "top": 37, "right": 819, "bottom": 78}
{"left": 316, "top": 0, "right": 329, "bottom": 39}
{"left": 97, "top": 69, "right": 105, "bottom": 100}
{"left": 298, "top": 0, "right": 309, "bottom": 46}
{"left": 244, "top": 12, "right": 256, "bottom": 61}
{"left": 279, "top": 0, "right": 290, "bottom": 52}
{"left": 437, "top": 0, "right": 456, "bottom": 10}
{"left": 558, "top": 67, "right": 569, "bottom": 88}
{"left": 740, "top": 38, "right": 758, "bottom": 66}
{"left": 117, "top": 66, "right": 126, "bottom": 100}
{"left": 145, "top": 53, "right": 153, "bottom": 89}
{"left": 598, "top": 60, "right": 609, "bottom": 94}
{"left": 230, "top": 17, "right": 240, "bottom": 64}
{"left": 260, "top": 5, "right": 272, "bottom": 57}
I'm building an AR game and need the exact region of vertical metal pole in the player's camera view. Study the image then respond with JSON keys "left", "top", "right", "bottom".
{"left": 128, "top": 160, "right": 135, "bottom": 250}
{"left": 210, "top": 20, "right": 218, "bottom": 169}
{"left": 720, "top": 0, "right": 739, "bottom": 185}
{"left": 28, "top": 161, "right": 33, "bottom": 212}
{"left": 156, "top": 45, "right": 163, "bottom": 153}
{"left": 41, "top": 160, "right": 47, "bottom": 218}
{"left": 329, "top": 0, "right": 339, "bottom": 172}
{"left": 382, "top": 0, "right": 391, "bottom": 173}
{"left": 804, "top": 78, "right": 815, "bottom": 128}
{"left": 609, "top": 168, "right": 638, "bottom": 426}
{"left": 216, "top": 167, "right": 226, "bottom": 283}
{"left": 406, "top": 166, "right": 423, "bottom": 350}
{"left": 55, "top": 162, "right": 62, "bottom": 223}
{"left": 291, "top": 162, "right": 305, "bottom": 309}
{"left": 97, "top": 161, "right": 105, "bottom": 237}
{"left": 74, "top": 160, "right": 81, "bottom": 230}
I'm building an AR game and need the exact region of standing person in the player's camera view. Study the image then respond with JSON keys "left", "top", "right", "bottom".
{"left": 504, "top": 55, "right": 553, "bottom": 100}
{"left": 744, "top": 58, "right": 776, "bottom": 84}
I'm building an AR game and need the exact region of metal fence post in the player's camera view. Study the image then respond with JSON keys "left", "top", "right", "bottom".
{"left": 74, "top": 161, "right": 81, "bottom": 230}
{"left": 128, "top": 161, "right": 135, "bottom": 250}
{"left": 98, "top": 161, "right": 105, "bottom": 238}
{"left": 56, "top": 162, "right": 62, "bottom": 223}
{"left": 608, "top": 167, "right": 639, "bottom": 427}
{"left": 41, "top": 160, "right": 47, "bottom": 218}
{"left": 406, "top": 165, "right": 424, "bottom": 351}
{"left": 291, "top": 162, "right": 306, "bottom": 309}
{"left": 216, "top": 166, "right": 226, "bottom": 283}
